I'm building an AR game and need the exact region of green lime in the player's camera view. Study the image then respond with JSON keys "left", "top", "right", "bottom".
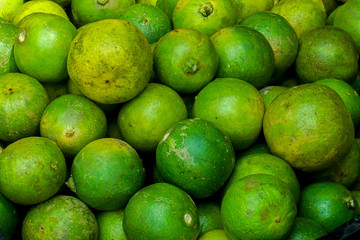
{"left": 156, "top": 118, "right": 235, "bottom": 199}
{"left": 287, "top": 217, "right": 327, "bottom": 240}
{"left": 240, "top": 12, "right": 298, "bottom": 82}
{"left": 97, "top": 209, "right": 127, "bottom": 240}
{"left": 14, "top": 13, "right": 77, "bottom": 83}
{"left": 40, "top": 94, "right": 107, "bottom": 157}
{"left": 199, "top": 229, "right": 230, "bottom": 240}
{"left": 107, "top": 120, "right": 123, "bottom": 139}
{"left": 296, "top": 27, "right": 358, "bottom": 84}
{"left": 351, "top": 190, "right": 360, "bottom": 207}
{"left": 117, "top": 83, "right": 187, "bottom": 152}
{"left": 210, "top": 26, "right": 275, "bottom": 88}
{"left": 326, "top": 3, "right": 342, "bottom": 25}
{"left": 197, "top": 201, "right": 222, "bottom": 237}
{"left": 263, "top": 84, "right": 355, "bottom": 172}
{"left": 237, "top": 142, "right": 271, "bottom": 158}
{"left": 298, "top": 181, "right": 358, "bottom": 231}
{"left": 232, "top": 0, "right": 276, "bottom": 23}
{"left": 351, "top": 72, "right": 360, "bottom": 94}
{"left": 67, "top": 19, "right": 153, "bottom": 104}
{"left": 172, "top": 0, "right": 237, "bottom": 36}
{"left": 259, "top": 86, "right": 289, "bottom": 109}
{"left": 32, "top": 0, "right": 71, "bottom": 8}
{"left": 0, "top": 137, "right": 66, "bottom": 205}
{"left": 118, "top": 3, "right": 171, "bottom": 44}
{"left": 193, "top": 78, "right": 265, "bottom": 151}
{"left": 137, "top": 0, "right": 157, "bottom": 5}
{"left": 322, "top": 0, "right": 338, "bottom": 15}
{"left": 12, "top": 0, "right": 69, "bottom": 26}
{"left": 0, "top": 73, "right": 49, "bottom": 142}
{"left": 22, "top": 195, "right": 98, "bottom": 239}
{"left": 123, "top": 182, "right": 200, "bottom": 240}
{"left": 0, "top": 193, "right": 19, "bottom": 239}
{"left": 156, "top": 0, "right": 179, "bottom": 19}
{"left": 0, "top": 0, "right": 23, "bottom": 21}
{"left": 67, "top": 138, "right": 145, "bottom": 210}
{"left": 221, "top": 174, "right": 297, "bottom": 240}
{"left": 42, "top": 82, "right": 69, "bottom": 102}
{"left": 153, "top": 28, "right": 218, "bottom": 94}
{"left": 0, "top": 21, "right": 19, "bottom": 74}
{"left": 280, "top": 77, "right": 300, "bottom": 88}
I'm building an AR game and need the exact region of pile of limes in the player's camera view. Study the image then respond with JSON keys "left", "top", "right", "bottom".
{"left": 1, "top": 0, "right": 360, "bottom": 239}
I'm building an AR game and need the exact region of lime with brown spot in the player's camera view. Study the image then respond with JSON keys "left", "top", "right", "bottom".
{"left": 295, "top": 27, "right": 358, "bottom": 84}
{"left": 221, "top": 174, "right": 297, "bottom": 240}
{"left": 153, "top": 28, "right": 219, "bottom": 94}
{"left": 123, "top": 182, "right": 200, "bottom": 239}
{"left": 287, "top": 217, "right": 327, "bottom": 240}
{"left": 0, "top": 192, "right": 19, "bottom": 239}
{"left": 22, "top": 195, "right": 98, "bottom": 240}
{"left": 260, "top": 86, "right": 289, "bottom": 109}
{"left": 156, "top": 118, "right": 235, "bottom": 199}
{"left": 97, "top": 209, "right": 127, "bottom": 240}
{"left": 263, "top": 84, "right": 355, "bottom": 172}
{"left": 0, "top": 73, "right": 49, "bottom": 142}
{"left": 117, "top": 83, "right": 187, "bottom": 152}
{"left": 197, "top": 201, "right": 222, "bottom": 237}
{"left": 199, "top": 229, "right": 230, "bottom": 240}
{"left": 40, "top": 94, "right": 107, "bottom": 158}
{"left": 0, "top": 21, "right": 19, "bottom": 74}
{"left": 210, "top": 26, "right": 275, "bottom": 88}
{"left": 232, "top": 0, "right": 276, "bottom": 23}
{"left": 67, "top": 19, "right": 153, "bottom": 104}
{"left": 172, "top": 0, "right": 237, "bottom": 36}
{"left": 14, "top": 13, "right": 77, "bottom": 83}
{"left": 193, "top": 78, "right": 265, "bottom": 151}
{"left": 298, "top": 181, "right": 358, "bottom": 231}
{"left": 0, "top": 0, "right": 23, "bottom": 21}
{"left": 0, "top": 137, "right": 66, "bottom": 205}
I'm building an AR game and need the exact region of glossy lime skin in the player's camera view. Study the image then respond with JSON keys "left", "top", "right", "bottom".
{"left": 0, "top": 193, "right": 18, "bottom": 239}
{"left": 295, "top": 26, "right": 359, "bottom": 84}
{"left": 71, "top": 0, "right": 135, "bottom": 27}
{"left": 40, "top": 94, "right": 107, "bottom": 158}
{"left": 0, "top": 22, "right": 19, "bottom": 74}
{"left": 0, "top": 137, "right": 66, "bottom": 205}
{"left": 0, "top": 0, "right": 23, "bottom": 21}
{"left": 154, "top": 28, "right": 218, "bottom": 94}
{"left": 67, "top": 19, "right": 153, "bottom": 104}
{"left": 22, "top": 195, "right": 98, "bottom": 240}
{"left": 298, "top": 182, "right": 358, "bottom": 232}
{"left": 118, "top": 3, "right": 172, "bottom": 44}
{"left": 173, "top": 0, "right": 237, "bottom": 36}
{"left": 210, "top": 26, "right": 275, "bottom": 89}
{"left": 14, "top": 13, "right": 77, "bottom": 83}
{"left": 123, "top": 183, "right": 200, "bottom": 240}
{"left": 0, "top": 73, "right": 49, "bottom": 142}
{"left": 198, "top": 202, "right": 222, "bottom": 237}
{"left": 221, "top": 174, "right": 297, "bottom": 240}
{"left": 97, "top": 209, "right": 127, "bottom": 240}
{"left": 287, "top": 217, "right": 327, "bottom": 240}
{"left": 68, "top": 138, "right": 145, "bottom": 210}
{"left": 118, "top": 83, "right": 187, "bottom": 152}
{"left": 193, "top": 78, "right": 265, "bottom": 151}
{"left": 259, "top": 86, "right": 289, "bottom": 109}
{"left": 263, "top": 84, "right": 355, "bottom": 172}
{"left": 156, "top": 118, "right": 235, "bottom": 199}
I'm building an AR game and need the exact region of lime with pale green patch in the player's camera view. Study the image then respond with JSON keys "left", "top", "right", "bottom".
{"left": 97, "top": 209, "right": 127, "bottom": 240}
{"left": 0, "top": 192, "right": 18, "bottom": 239}
{"left": 199, "top": 229, "right": 230, "bottom": 240}
{"left": 0, "top": 21, "right": 19, "bottom": 74}
{"left": 198, "top": 202, "right": 222, "bottom": 237}
{"left": 260, "top": 86, "right": 289, "bottom": 109}
{"left": 232, "top": 0, "right": 276, "bottom": 23}
{"left": 287, "top": 217, "right": 327, "bottom": 240}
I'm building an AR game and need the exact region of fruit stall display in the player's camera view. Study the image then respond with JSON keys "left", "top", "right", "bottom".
{"left": 1, "top": 0, "right": 360, "bottom": 239}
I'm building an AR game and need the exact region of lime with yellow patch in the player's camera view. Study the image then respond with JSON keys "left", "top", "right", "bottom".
{"left": 199, "top": 229, "right": 230, "bottom": 240}
{"left": 0, "top": 21, "right": 19, "bottom": 74}
{"left": 0, "top": 0, "right": 23, "bottom": 21}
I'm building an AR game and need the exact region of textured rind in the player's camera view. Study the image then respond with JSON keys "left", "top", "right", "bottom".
{"left": 0, "top": 22, "right": 19, "bottom": 74}
{"left": 97, "top": 209, "right": 127, "bottom": 240}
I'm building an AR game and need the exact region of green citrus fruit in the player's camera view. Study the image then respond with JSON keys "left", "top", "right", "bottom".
{"left": 22, "top": 195, "right": 98, "bottom": 240}
{"left": 298, "top": 181, "right": 358, "bottom": 231}
{"left": 14, "top": 13, "right": 77, "bottom": 83}
{"left": 137, "top": 0, "right": 157, "bottom": 5}
{"left": 237, "top": 142, "right": 271, "bottom": 158}
{"left": 156, "top": 118, "right": 235, "bottom": 198}
{"left": 40, "top": 94, "right": 107, "bottom": 157}
{"left": 315, "top": 79, "right": 360, "bottom": 127}
{"left": 351, "top": 72, "right": 360, "bottom": 94}
{"left": 0, "top": 21, "right": 19, "bottom": 74}
{"left": 107, "top": 120, "right": 123, "bottom": 139}
{"left": 263, "top": 84, "right": 355, "bottom": 172}
{"left": 198, "top": 229, "right": 230, "bottom": 240}
{"left": 0, "top": 192, "right": 19, "bottom": 239}
{"left": 232, "top": 0, "right": 276, "bottom": 23}
{"left": 153, "top": 28, "right": 218, "bottom": 94}
{"left": 197, "top": 201, "right": 222, "bottom": 237}
{"left": 67, "top": 19, "right": 153, "bottom": 104}
{"left": 0, "top": 137, "right": 66, "bottom": 205}
{"left": 240, "top": 12, "right": 298, "bottom": 82}
{"left": 32, "top": 0, "right": 71, "bottom": 8}
{"left": 156, "top": 0, "right": 179, "bottom": 19}
{"left": 0, "top": 73, "right": 49, "bottom": 142}
{"left": 118, "top": 3, "right": 171, "bottom": 44}
{"left": 172, "top": 0, "right": 237, "bottom": 36}
{"left": 210, "top": 26, "right": 275, "bottom": 88}
{"left": 280, "top": 76, "right": 300, "bottom": 88}
{"left": 259, "top": 86, "right": 289, "bottom": 109}
{"left": 117, "top": 83, "right": 187, "bottom": 152}
{"left": 326, "top": 3, "right": 342, "bottom": 25}
{"left": 351, "top": 190, "right": 360, "bottom": 207}
{"left": 287, "top": 217, "right": 327, "bottom": 240}
{"left": 272, "top": 0, "right": 326, "bottom": 39}
{"left": 295, "top": 26, "right": 358, "bottom": 84}
{"left": 193, "top": 78, "right": 265, "bottom": 151}
{"left": 97, "top": 209, "right": 127, "bottom": 240}
{"left": 12, "top": 0, "right": 69, "bottom": 26}
{"left": 42, "top": 82, "right": 69, "bottom": 102}
{"left": 123, "top": 182, "right": 200, "bottom": 240}
{"left": 67, "top": 138, "right": 145, "bottom": 210}
{"left": 71, "top": 0, "right": 135, "bottom": 27}
{"left": 221, "top": 174, "right": 297, "bottom": 240}
{"left": 0, "top": 0, "right": 23, "bottom": 21}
